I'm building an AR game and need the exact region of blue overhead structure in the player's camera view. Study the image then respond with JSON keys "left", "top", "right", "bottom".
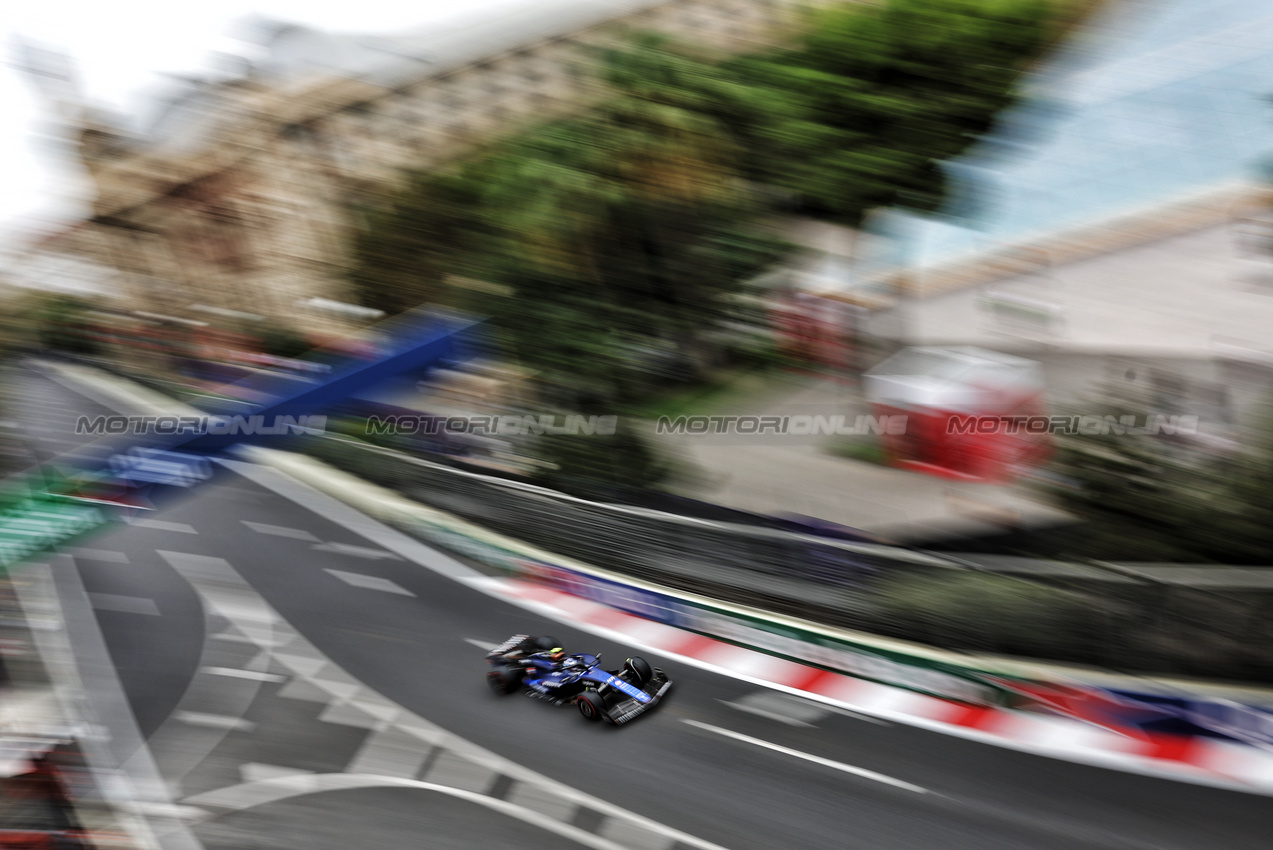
{"left": 867, "top": 0, "right": 1273, "bottom": 273}
{"left": 15, "top": 309, "right": 485, "bottom": 531}
{"left": 181, "top": 310, "right": 484, "bottom": 453}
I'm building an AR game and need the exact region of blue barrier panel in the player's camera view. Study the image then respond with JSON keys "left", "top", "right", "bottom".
{"left": 180, "top": 311, "right": 484, "bottom": 453}
{"left": 22, "top": 309, "right": 484, "bottom": 527}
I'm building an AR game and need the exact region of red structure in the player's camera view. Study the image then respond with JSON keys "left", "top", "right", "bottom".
{"left": 864, "top": 347, "right": 1051, "bottom": 482}
{"left": 770, "top": 291, "right": 864, "bottom": 372}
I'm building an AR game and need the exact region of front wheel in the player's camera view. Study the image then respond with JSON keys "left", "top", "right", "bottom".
{"left": 622, "top": 656, "right": 653, "bottom": 689}
{"left": 576, "top": 691, "right": 606, "bottom": 722}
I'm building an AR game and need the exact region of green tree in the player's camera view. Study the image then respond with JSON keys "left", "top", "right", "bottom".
{"left": 28, "top": 293, "right": 102, "bottom": 356}
{"left": 712, "top": 0, "right": 1052, "bottom": 227}
{"left": 1041, "top": 396, "right": 1273, "bottom": 564}
{"left": 532, "top": 422, "right": 672, "bottom": 493}
{"left": 256, "top": 321, "right": 311, "bottom": 359}
{"left": 352, "top": 51, "right": 791, "bottom": 405}
{"left": 349, "top": 173, "right": 489, "bottom": 317}
{"left": 347, "top": 0, "right": 1054, "bottom": 402}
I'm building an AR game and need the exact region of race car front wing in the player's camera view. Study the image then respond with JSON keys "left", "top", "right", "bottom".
{"left": 606, "top": 669, "right": 672, "bottom": 725}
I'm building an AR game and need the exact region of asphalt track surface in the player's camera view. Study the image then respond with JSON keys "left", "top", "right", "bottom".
{"left": 15, "top": 368, "right": 1273, "bottom": 850}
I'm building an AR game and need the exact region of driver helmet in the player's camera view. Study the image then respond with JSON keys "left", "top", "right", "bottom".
{"left": 544, "top": 646, "right": 566, "bottom": 661}
{"left": 534, "top": 636, "right": 561, "bottom": 652}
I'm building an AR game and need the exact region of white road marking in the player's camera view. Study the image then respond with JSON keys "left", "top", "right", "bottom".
{"left": 120, "top": 801, "right": 208, "bottom": 821}
{"left": 323, "top": 569, "right": 416, "bottom": 597}
{"left": 21, "top": 557, "right": 194, "bottom": 850}
{"left": 88, "top": 593, "right": 160, "bottom": 616}
{"left": 240, "top": 763, "right": 314, "bottom": 784}
{"left": 216, "top": 455, "right": 482, "bottom": 581}
{"left": 346, "top": 728, "right": 431, "bottom": 778}
{"left": 272, "top": 654, "right": 328, "bottom": 678}
{"left": 749, "top": 690, "right": 892, "bottom": 725}
{"left": 822, "top": 704, "right": 893, "bottom": 726}
{"left": 681, "top": 720, "right": 928, "bottom": 794}
{"left": 722, "top": 691, "right": 891, "bottom": 727}
{"left": 201, "top": 667, "right": 287, "bottom": 683}
{"left": 719, "top": 699, "right": 815, "bottom": 727}
{"left": 241, "top": 521, "right": 320, "bottom": 541}
{"left": 68, "top": 548, "right": 130, "bottom": 563}
{"left": 182, "top": 775, "right": 630, "bottom": 850}
{"left": 130, "top": 519, "right": 198, "bottom": 534}
{"left": 312, "top": 542, "right": 402, "bottom": 560}
{"left": 211, "top": 632, "right": 289, "bottom": 648}
{"left": 173, "top": 712, "right": 256, "bottom": 732}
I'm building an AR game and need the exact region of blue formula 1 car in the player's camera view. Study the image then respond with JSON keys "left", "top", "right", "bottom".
{"left": 486, "top": 645, "right": 672, "bottom": 725}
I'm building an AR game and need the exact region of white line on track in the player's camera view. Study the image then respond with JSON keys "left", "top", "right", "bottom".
{"left": 129, "top": 519, "right": 198, "bottom": 534}
{"left": 183, "top": 775, "right": 633, "bottom": 850}
{"left": 173, "top": 711, "right": 257, "bottom": 732}
{"left": 719, "top": 699, "right": 815, "bottom": 727}
{"left": 825, "top": 707, "right": 893, "bottom": 726}
{"left": 68, "top": 548, "right": 131, "bottom": 563}
{"left": 312, "top": 541, "right": 402, "bottom": 560}
{"left": 681, "top": 720, "right": 929, "bottom": 794}
{"left": 201, "top": 667, "right": 287, "bottom": 683}
{"left": 88, "top": 593, "right": 160, "bottom": 616}
{"left": 323, "top": 569, "right": 416, "bottom": 597}
{"left": 722, "top": 691, "right": 895, "bottom": 728}
{"left": 241, "top": 521, "right": 320, "bottom": 541}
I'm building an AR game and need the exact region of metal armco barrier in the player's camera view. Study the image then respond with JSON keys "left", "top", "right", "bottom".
{"left": 305, "top": 437, "right": 956, "bottom": 621}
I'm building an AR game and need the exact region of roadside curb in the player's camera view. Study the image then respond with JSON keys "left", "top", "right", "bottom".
{"left": 481, "top": 576, "right": 1273, "bottom": 796}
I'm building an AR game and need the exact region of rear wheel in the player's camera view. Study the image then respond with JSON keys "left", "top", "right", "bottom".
{"left": 576, "top": 691, "right": 606, "bottom": 722}
{"left": 622, "top": 657, "right": 653, "bottom": 689}
{"left": 487, "top": 667, "right": 520, "bottom": 695}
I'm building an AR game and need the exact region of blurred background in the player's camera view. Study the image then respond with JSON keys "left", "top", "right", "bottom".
{"left": 4, "top": 0, "right": 1273, "bottom": 846}
{"left": 5, "top": 0, "right": 1273, "bottom": 550}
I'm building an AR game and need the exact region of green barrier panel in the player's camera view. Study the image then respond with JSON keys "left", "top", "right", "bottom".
{"left": 0, "top": 474, "right": 115, "bottom": 573}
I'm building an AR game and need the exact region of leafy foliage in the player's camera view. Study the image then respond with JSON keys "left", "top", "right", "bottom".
{"left": 1040, "top": 396, "right": 1273, "bottom": 564}
{"left": 256, "top": 321, "right": 312, "bottom": 359}
{"left": 347, "top": 0, "right": 1055, "bottom": 404}
{"left": 350, "top": 173, "right": 489, "bottom": 317}
{"left": 352, "top": 43, "right": 793, "bottom": 405}
{"left": 711, "top": 0, "right": 1052, "bottom": 226}
{"left": 28, "top": 294, "right": 102, "bottom": 356}
{"left": 532, "top": 422, "right": 672, "bottom": 493}
{"left": 870, "top": 571, "right": 1110, "bottom": 659}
